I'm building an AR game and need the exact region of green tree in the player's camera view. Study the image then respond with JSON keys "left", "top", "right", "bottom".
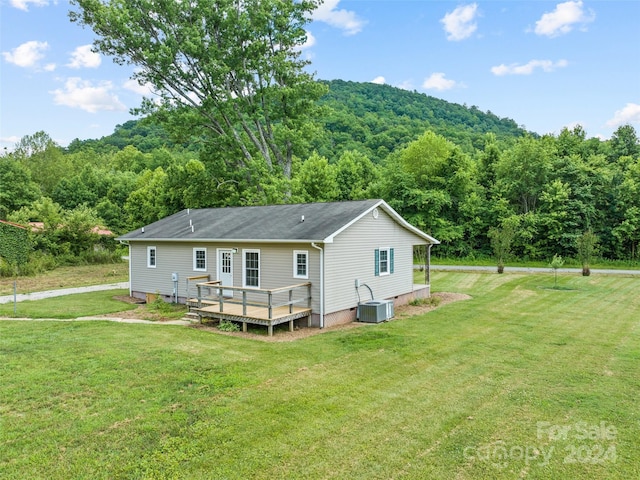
{"left": 0, "top": 157, "right": 41, "bottom": 218}
{"left": 95, "top": 198, "right": 125, "bottom": 234}
{"left": 495, "top": 135, "right": 554, "bottom": 214}
{"left": 488, "top": 219, "right": 517, "bottom": 274}
{"left": 9, "top": 197, "right": 63, "bottom": 231}
{"left": 124, "top": 168, "right": 170, "bottom": 228}
{"left": 477, "top": 133, "right": 501, "bottom": 189}
{"left": 7, "top": 198, "right": 71, "bottom": 257}
{"left": 70, "top": 0, "right": 326, "bottom": 180}
{"left": 549, "top": 254, "right": 565, "bottom": 288}
{"left": 537, "top": 179, "right": 574, "bottom": 257}
{"left": 609, "top": 124, "right": 639, "bottom": 161}
{"left": 335, "top": 150, "right": 379, "bottom": 201}
{"left": 577, "top": 230, "right": 599, "bottom": 276}
{"left": 292, "top": 153, "right": 339, "bottom": 203}
{"left": 612, "top": 157, "right": 640, "bottom": 258}
{"left": 372, "top": 151, "right": 458, "bottom": 247}
{"left": 110, "top": 145, "right": 149, "bottom": 173}
{"left": 12, "top": 132, "right": 71, "bottom": 196}
{"left": 386, "top": 131, "right": 475, "bottom": 251}
{"left": 57, "top": 205, "right": 103, "bottom": 256}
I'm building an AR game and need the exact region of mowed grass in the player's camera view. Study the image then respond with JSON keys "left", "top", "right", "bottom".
{"left": 1, "top": 272, "right": 639, "bottom": 479}
{"left": 0, "top": 289, "right": 136, "bottom": 319}
{"left": 0, "top": 262, "right": 129, "bottom": 296}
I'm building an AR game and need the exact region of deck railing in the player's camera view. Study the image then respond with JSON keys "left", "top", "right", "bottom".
{"left": 196, "top": 281, "right": 312, "bottom": 320}
{"left": 186, "top": 275, "right": 213, "bottom": 304}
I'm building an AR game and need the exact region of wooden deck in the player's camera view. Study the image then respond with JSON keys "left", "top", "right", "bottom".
{"left": 191, "top": 281, "right": 312, "bottom": 336}
{"left": 196, "top": 303, "right": 312, "bottom": 336}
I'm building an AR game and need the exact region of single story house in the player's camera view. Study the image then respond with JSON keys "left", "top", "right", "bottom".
{"left": 118, "top": 199, "right": 439, "bottom": 332}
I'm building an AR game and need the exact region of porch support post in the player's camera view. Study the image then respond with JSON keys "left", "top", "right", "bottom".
{"left": 289, "top": 289, "right": 293, "bottom": 314}
{"left": 268, "top": 324, "right": 273, "bottom": 336}
{"left": 242, "top": 291, "right": 247, "bottom": 315}
{"left": 426, "top": 244, "right": 432, "bottom": 285}
{"left": 242, "top": 322, "right": 247, "bottom": 333}
{"left": 289, "top": 319, "right": 294, "bottom": 332}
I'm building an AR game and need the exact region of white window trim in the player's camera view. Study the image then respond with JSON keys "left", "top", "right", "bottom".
{"left": 293, "top": 250, "right": 309, "bottom": 279}
{"left": 147, "top": 246, "right": 157, "bottom": 268}
{"left": 379, "top": 247, "right": 390, "bottom": 276}
{"left": 242, "top": 249, "right": 260, "bottom": 288}
{"left": 193, "top": 247, "right": 207, "bottom": 272}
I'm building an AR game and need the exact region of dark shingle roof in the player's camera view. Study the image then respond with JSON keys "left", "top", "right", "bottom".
{"left": 118, "top": 199, "right": 438, "bottom": 244}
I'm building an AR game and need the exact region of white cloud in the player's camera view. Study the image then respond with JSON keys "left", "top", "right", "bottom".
{"left": 312, "top": 0, "right": 365, "bottom": 36}
{"left": 1, "top": 136, "right": 21, "bottom": 153}
{"left": 491, "top": 59, "right": 568, "bottom": 76}
{"left": 123, "top": 77, "right": 156, "bottom": 97}
{"left": 44, "top": 63, "right": 56, "bottom": 72}
{"left": 298, "top": 31, "right": 316, "bottom": 51}
{"left": 606, "top": 103, "right": 640, "bottom": 128}
{"left": 441, "top": 3, "right": 479, "bottom": 41}
{"left": 50, "top": 77, "right": 126, "bottom": 113}
{"left": 67, "top": 45, "right": 101, "bottom": 69}
{"left": 2, "top": 40, "right": 49, "bottom": 68}
{"left": 534, "top": 1, "right": 595, "bottom": 37}
{"left": 10, "top": 0, "right": 48, "bottom": 11}
{"left": 396, "top": 80, "right": 415, "bottom": 91}
{"left": 370, "top": 76, "right": 386, "bottom": 85}
{"left": 422, "top": 72, "right": 459, "bottom": 91}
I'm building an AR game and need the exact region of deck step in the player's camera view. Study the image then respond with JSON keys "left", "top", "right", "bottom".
{"left": 182, "top": 311, "right": 201, "bottom": 323}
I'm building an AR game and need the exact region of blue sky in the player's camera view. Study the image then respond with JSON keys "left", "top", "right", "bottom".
{"left": 1, "top": 0, "right": 639, "bottom": 152}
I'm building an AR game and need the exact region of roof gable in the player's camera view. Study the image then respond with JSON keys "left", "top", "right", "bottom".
{"left": 118, "top": 200, "right": 439, "bottom": 244}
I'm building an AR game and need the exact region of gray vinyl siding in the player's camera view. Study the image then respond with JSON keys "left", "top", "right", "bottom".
{"left": 128, "top": 209, "right": 426, "bottom": 316}
{"left": 129, "top": 241, "right": 320, "bottom": 312}
{"left": 324, "top": 208, "right": 427, "bottom": 314}
{"left": 129, "top": 241, "right": 214, "bottom": 298}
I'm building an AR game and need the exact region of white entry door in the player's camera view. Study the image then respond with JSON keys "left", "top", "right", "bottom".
{"left": 217, "top": 249, "right": 234, "bottom": 297}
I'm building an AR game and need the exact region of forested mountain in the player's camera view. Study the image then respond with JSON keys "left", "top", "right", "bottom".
{"left": 66, "top": 119, "right": 194, "bottom": 154}
{"left": 2, "top": 80, "right": 640, "bottom": 274}
{"left": 312, "top": 80, "right": 526, "bottom": 162}
{"left": 65, "top": 80, "right": 528, "bottom": 161}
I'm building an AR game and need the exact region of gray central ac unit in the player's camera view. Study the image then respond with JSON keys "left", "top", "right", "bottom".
{"left": 358, "top": 300, "right": 394, "bottom": 323}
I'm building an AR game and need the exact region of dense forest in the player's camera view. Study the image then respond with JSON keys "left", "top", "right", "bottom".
{"left": 1, "top": 80, "right": 639, "bottom": 274}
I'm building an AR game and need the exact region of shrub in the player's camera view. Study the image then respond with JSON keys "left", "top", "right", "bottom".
{"left": 147, "top": 294, "right": 175, "bottom": 314}
{"left": 3, "top": 252, "right": 58, "bottom": 277}
{"left": 218, "top": 319, "right": 240, "bottom": 332}
{"left": 409, "top": 296, "right": 441, "bottom": 307}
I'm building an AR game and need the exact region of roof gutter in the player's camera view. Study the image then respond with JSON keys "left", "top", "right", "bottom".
{"left": 117, "top": 237, "right": 328, "bottom": 244}
{"left": 311, "top": 242, "right": 324, "bottom": 329}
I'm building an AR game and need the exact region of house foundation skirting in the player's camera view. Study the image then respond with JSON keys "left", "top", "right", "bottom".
{"left": 310, "top": 285, "right": 432, "bottom": 329}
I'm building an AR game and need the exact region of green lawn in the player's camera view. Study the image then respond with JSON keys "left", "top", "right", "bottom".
{"left": 429, "top": 256, "right": 640, "bottom": 270}
{"left": 1, "top": 271, "right": 638, "bottom": 479}
{"left": 0, "top": 289, "right": 136, "bottom": 318}
{"left": 0, "top": 262, "right": 129, "bottom": 296}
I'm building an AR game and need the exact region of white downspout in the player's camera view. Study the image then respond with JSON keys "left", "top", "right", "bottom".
{"left": 128, "top": 243, "right": 132, "bottom": 297}
{"left": 311, "top": 242, "right": 324, "bottom": 329}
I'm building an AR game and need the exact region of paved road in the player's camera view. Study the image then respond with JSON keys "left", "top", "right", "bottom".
{"left": 0, "top": 282, "right": 129, "bottom": 305}
{"left": 429, "top": 265, "right": 640, "bottom": 275}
